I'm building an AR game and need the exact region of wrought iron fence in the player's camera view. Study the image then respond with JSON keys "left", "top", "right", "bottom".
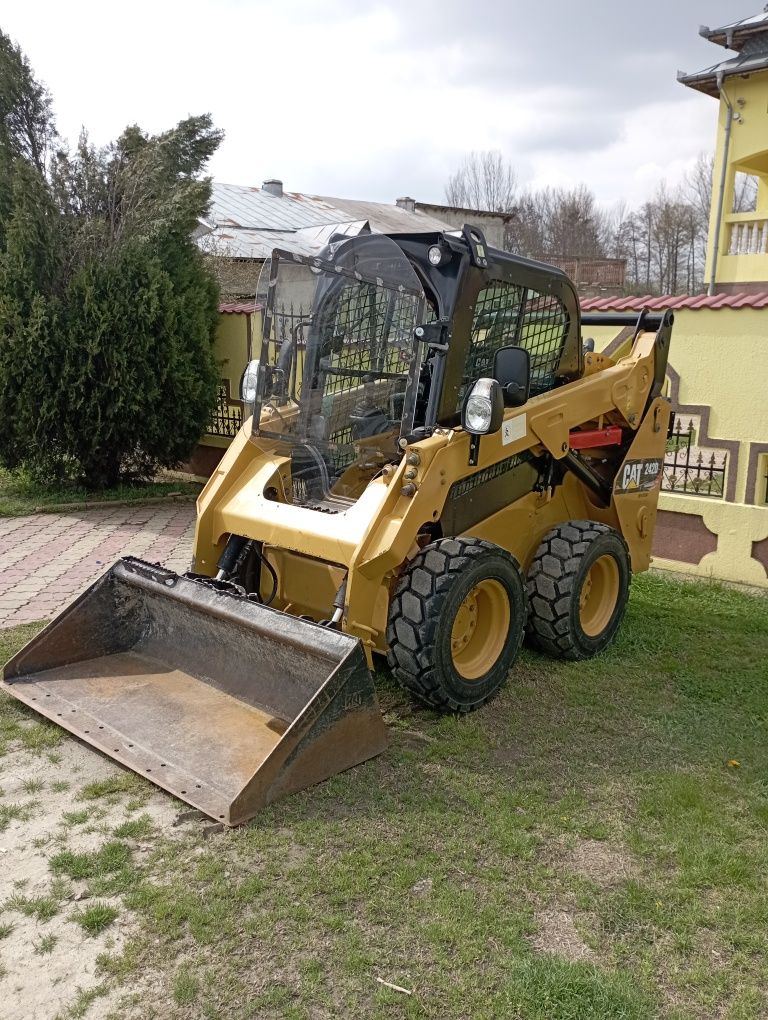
{"left": 662, "top": 417, "right": 727, "bottom": 498}
{"left": 272, "top": 302, "right": 309, "bottom": 401}
{"left": 273, "top": 302, "right": 309, "bottom": 347}
{"left": 208, "top": 385, "right": 243, "bottom": 438}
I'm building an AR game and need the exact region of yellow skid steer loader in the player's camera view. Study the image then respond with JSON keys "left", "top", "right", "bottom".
{"left": 2, "top": 226, "right": 672, "bottom": 825}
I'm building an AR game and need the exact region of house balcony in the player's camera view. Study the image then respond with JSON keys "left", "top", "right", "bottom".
{"left": 715, "top": 213, "right": 768, "bottom": 288}
{"left": 727, "top": 214, "right": 768, "bottom": 255}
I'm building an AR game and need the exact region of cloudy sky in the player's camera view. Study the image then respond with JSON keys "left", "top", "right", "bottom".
{"left": 1, "top": 0, "right": 753, "bottom": 210}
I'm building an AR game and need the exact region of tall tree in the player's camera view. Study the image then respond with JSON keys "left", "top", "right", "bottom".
{"left": 0, "top": 29, "right": 55, "bottom": 174}
{"left": 0, "top": 159, "right": 60, "bottom": 474}
{"left": 507, "top": 185, "right": 608, "bottom": 259}
{"left": 445, "top": 150, "right": 518, "bottom": 212}
{"left": 0, "top": 29, "right": 224, "bottom": 487}
{"left": 0, "top": 28, "right": 56, "bottom": 249}
{"left": 444, "top": 151, "right": 716, "bottom": 295}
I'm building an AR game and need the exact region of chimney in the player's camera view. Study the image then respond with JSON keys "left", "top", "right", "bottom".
{"left": 262, "top": 179, "right": 284, "bottom": 197}
{"left": 396, "top": 196, "right": 416, "bottom": 213}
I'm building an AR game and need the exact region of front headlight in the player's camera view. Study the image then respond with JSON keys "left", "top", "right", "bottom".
{"left": 461, "top": 377, "right": 504, "bottom": 442}
{"left": 464, "top": 394, "right": 493, "bottom": 433}
{"left": 240, "top": 360, "right": 260, "bottom": 404}
{"left": 240, "top": 359, "right": 261, "bottom": 423}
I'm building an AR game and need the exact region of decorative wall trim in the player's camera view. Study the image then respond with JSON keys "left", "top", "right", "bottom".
{"left": 602, "top": 328, "right": 634, "bottom": 358}
{"left": 752, "top": 537, "right": 768, "bottom": 579}
{"left": 653, "top": 510, "right": 718, "bottom": 565}
{"left": 602, "top": 331, "right": 742, "bottom": 503}
{"left": 745, "top": 443, "right": 768, "bottom": 506}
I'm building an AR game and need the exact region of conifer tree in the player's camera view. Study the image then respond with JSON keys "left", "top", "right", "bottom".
{"left": 0, "top": 27, "right": 223, "bottom": 486}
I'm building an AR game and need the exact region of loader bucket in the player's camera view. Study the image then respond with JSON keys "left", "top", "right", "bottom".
{"left": 1, "top": 557, "right": 388, "bottom": 825}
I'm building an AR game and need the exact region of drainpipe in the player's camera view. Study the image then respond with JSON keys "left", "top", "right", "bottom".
{"left": 709, "top": 72, "right": 733, "bottom": 295}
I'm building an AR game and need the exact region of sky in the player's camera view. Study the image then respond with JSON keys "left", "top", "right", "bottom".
{"left": 0, "top": 0, "right": 756, "bottom": 211}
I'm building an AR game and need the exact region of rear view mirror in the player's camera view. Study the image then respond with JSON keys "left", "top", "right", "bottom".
{"left": 493, "top": 346, "right": 530, "bottom": 407}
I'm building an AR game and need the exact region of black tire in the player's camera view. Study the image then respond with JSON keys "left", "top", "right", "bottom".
{"left": 386, "top": 537, "right": 527, "bottom": 713}
{"left": 526, "top": 521, "right": 630, "bottom": 661}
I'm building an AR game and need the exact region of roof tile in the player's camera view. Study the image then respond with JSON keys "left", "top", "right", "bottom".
{"left": 580, "top": 291, "right": 768, "bottom": 312}
{"left": 219, "top": 301, "right": 259, "bottom": 315}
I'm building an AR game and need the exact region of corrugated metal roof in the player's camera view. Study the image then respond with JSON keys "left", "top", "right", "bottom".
{"left": 580, "top": 292, "right": 768, "bottom": 311}
{"left": 308, "top": 196, "right": 453, "bottom": 234}
{"left": 208, "top": 220, "right": 370, "bottom": 259}
{"left": 207, "top": 183, "right": 344, "bottom": 233}
{"left": 201, "top": 183, "right": 453, "bottom": 260}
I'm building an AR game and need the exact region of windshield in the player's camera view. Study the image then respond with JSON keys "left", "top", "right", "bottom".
{"left": 252, "top": 235, "right": 426, "bottom": 510}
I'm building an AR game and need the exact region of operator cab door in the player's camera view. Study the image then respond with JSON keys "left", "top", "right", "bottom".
{"left": 435, "top": 256, "right": 582, "bottom": 428}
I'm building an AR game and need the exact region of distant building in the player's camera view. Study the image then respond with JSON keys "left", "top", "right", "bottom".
{"left": 395, "top": 197, "right": 514, "bottom": 250}
{"left": 197, "top": 181, "right": 454, "bottom": 301}
{"left": 531, "top": 255, "right": 625, "bottom": 295}
{"left": 198, "top": 182, "right": 626, "bottom": 299}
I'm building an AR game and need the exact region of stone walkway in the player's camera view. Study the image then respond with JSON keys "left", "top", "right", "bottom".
{"left": 0, "top": 503, "right": 196, "bottom": 629}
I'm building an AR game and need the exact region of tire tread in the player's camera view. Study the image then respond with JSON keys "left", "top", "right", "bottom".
{"left": 387, "top": 537, "right": 525, "bottom": 712}
{"left": 526, "top": 520, "right": 629, "bottom": 661}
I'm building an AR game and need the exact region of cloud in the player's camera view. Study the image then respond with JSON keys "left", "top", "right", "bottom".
{"left": 0, "top": 0, "right": 730, "bottom": 209}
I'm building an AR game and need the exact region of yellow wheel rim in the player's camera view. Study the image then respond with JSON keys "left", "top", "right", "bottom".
{"left": 450, "top": 578, "right": 510, "bottom": 681}
{"left": 579, "top": 555, "right": 620, "bottom": 637}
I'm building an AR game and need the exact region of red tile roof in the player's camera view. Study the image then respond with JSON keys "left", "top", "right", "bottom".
{"left": 579, "top": 292, "right": 768, "bottom": 311}
{"left": 219, "top": 293, "right": 768, "bottom": 316}
{"left": 219, "top": 301, "right": 260, "bottom": 314}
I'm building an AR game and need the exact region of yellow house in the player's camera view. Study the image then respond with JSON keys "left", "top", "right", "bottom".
{"left": 189, "top": 301, "right": 260, "bottom": 477}
{"left": 679, "top": 11, "right": 768, "bottom": 294}
{"left": 583, "top": 294, "right": 768, "bottom": 588}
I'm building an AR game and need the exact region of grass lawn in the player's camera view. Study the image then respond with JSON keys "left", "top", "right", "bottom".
{"left": 1, "top": 573, "right": 767, "bottom": 1018}
{"left": 0, "top": 466, "right": 200, "bottom": 517}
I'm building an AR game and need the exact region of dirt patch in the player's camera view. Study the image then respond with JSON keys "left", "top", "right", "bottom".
{"left": 491, "top": 745, "right": 528, "bottom": 768}
{"left": 529, "top": 907, "right": 595, "bottom": 962}
{"left": 560, "top": 838, "right": 638, "bottom": 887}
{"left": 0, "top": 737, "right": 187, "bottom": 1019}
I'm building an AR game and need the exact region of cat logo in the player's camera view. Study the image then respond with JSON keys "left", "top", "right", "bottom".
{"left": 615, "top": 459, "right": 662, "bottom": 494}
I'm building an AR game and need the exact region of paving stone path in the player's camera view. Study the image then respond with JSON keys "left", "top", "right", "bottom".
{"left": 0, "top": 503, "right": 196, "bottom": 629}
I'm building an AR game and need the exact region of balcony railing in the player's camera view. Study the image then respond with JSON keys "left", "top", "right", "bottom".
{"left": 727, "top": 217, "right": 768, "bottom": 256}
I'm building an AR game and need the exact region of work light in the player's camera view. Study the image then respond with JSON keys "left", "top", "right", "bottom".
{"left": 462, "top": 378, "right": 503, "bottom": 435}
{"left": 465, "top": 394, "right": 493, "bottom": 433}
{"left": 240, "top": 359, "right": 260, "bottom": 419}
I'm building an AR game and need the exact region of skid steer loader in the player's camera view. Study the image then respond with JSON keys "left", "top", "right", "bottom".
{"left": 1, "top": 226, "right": 672, "bottom": 825}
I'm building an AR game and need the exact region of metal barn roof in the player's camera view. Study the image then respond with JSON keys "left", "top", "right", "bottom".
{"left": 199, "top": 182, "right": 453, "bottom": 260}
{"left": 307, "top": 196, "right": 455, "bottom": 234}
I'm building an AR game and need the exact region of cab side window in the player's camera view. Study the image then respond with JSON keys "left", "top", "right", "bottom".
{"left": 520, "top": 291, "right": 570, "bottom": 394}
{"left": 458, "top": 281, "right": 569, "bottom": 409}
